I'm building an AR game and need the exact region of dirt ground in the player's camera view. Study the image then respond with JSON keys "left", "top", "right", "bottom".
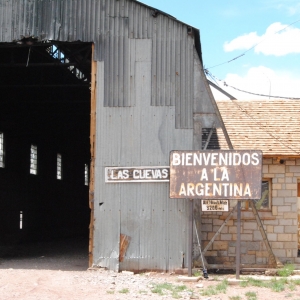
{"left": 1, "top": 238, "right": 300, "bottom": 300}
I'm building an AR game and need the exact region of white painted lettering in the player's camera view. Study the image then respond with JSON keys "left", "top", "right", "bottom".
{"left": 211, "top": 153, "right": 217, "bottom": 165}
{"left": 179, "top": 183, "right": 186, "bottom": 196}
{"left": 223, "top": 183, "right": 229, "bottom": 196}
{"left": 203, "top": 153, "right": 211, "bottom": 165}
{"left": 195, "top": 183, "right": 204, "bottom": 196}
{"left": 221, "top": 168, "right": 229, "bottom": 181}
{"left": 186, "top": 153, "right": 192, "bottom": 166}
{"left": 251, "top": 153, "right": 259, "bottom": 165}
{"left": 213, "top": 168, "right": 220, "bottom": 181}
{"left": 219, "top": 153, "right": 227, "bottom": 165}
{"left": 187, "top": 183, "right": 195, "bottom": 196}
{"left": 193, "top": 154, "right": 202, "bottom": 165}
{"left": 111, "top": 170, "right": 118, "bottom": 180}
{"left": 200, "top": 168, "right": 208, "bottom": 181}
{"left": 213, "top": 183, "right": 222, "bottom": 196}
{"left": 162, "top": 169, "right": 168, "bottom": 178}
{"left": 123, "top": 170, "right": 129, "bottom": 179}
{"left": 172, "top": 153, "right": 181, "bottom": 166}
{"left": 133, "top": 170, "right": 139, "bottom": 179}
{"left": 182, "top": 153, "right": 185, "bottom": 166}
{"left": 242, "top": 153, "right": 250, "bottom": 165}
{"left": 233, "top": 153, "right": 241, "bottom": 165}
{"left": 234, "top": 183, "right": 243, "bottom": 196}
{"left": 205, "top": 183, "right": 212, "bottom": 196}
{"left": 244, "top": 183, "right": 251, "bottom": 196}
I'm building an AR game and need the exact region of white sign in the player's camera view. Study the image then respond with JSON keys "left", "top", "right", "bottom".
{"left": 105, "top": 166, "right": 169, "bottom": 183}
{"left": 201, "top": 200, "right": 229, "bottom": 211}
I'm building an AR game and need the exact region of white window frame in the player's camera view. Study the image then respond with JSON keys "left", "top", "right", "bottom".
{"left": 30, "top": 145, "right": 38, "bottom": 175}
{"left": 0, "top": 132, "right": 4, "bottom": 168}
{"left": 84, "top": 164, "right": 89, "bottom": 186}
{"left": 240, "top": 178, "right": 272, "bottom": 210}
{"left": 57, "top": 153, "right": 62, "bottom": 180}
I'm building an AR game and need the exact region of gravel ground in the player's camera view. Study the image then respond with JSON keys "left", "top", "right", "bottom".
{"left": 1, "top": 238, "right": 300, "bottom": 300}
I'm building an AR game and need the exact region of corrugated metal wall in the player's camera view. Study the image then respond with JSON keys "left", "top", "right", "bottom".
{"left": 94, "top": 51, "right": 193, "bottom": 271}
{"left": 0, "top": 0, "right": 195, "bottom": 129}
{"left": 0, "top": 0, "right": 221, "bottom": 271}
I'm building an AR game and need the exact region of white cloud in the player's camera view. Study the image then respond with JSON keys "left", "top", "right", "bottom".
{"left": 265, "top": 0, "right": 300, "bottom": 15}
{"left": 287, "top": 4, "right": 300, "bottom": 15}
{"left": 210, "top": 66, "right": 300, "bottom": 100}
{"left": 224, "top": 32, "right": 260, "bottom": 52}
{"left": 223, "top": 22, "right": 300, "bottom": 56}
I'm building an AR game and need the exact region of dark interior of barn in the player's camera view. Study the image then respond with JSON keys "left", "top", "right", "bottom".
{"left": 0, "top": 40, "right": 92, "bottom": 262}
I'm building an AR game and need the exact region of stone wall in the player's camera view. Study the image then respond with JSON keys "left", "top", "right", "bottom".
{"left": 199, "top": 157, "right": 300, "bottom": 267}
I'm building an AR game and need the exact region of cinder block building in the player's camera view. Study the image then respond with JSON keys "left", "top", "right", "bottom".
{"left": 199, "top": 99, "right": 300, "bottom": 268}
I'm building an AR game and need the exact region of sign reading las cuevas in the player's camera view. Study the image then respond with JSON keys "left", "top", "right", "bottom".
{"left": 170, "top": 150, "right": 262, "bottom": 200}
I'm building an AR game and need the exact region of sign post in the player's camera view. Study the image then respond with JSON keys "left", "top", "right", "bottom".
{"left": 169, "top": 150, "right": 262, "bottom": 277}
{"left": 236, "top": 201, "right": 241, "bottom": 279}
{"left": 188, "top": 199, "right": 193, "bottom": 277}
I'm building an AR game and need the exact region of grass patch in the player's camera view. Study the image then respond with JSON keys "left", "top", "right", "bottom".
{"left": 118, "top": 288, "right": 129, "bottom": 294}
{"left": 201, "top": 279, "right": 228, "bottom": 296}
{"left": 193, "top": 270, "right": 202, "bottom": 277}
{"left": 229, "top": 296, "right": 242, "bottom": 300}
{"left": 106, "top": 290, "right": 114, "bottom": 294}
{"left": 288, "top": 281, "right": 296, "bottom": 291}
{"left": 277, "top": 263, "right": 295, "bottom": 277}
{"left": 291, "top": 279, "right": 300, "bottom": 285}
{"left": 240, "top": 277, "right": 267, "bottom": 288}
{"left": 245, "top": 291, "right": 257, "bottom": 300}
{"left": 150, "top": 282, "right": 188, "bottom": 298}
{"left": 268, "top": 278, "right": 287, "bottom": 292}
{"left": 240, "top": 277, "right": 291, "bottom": 292}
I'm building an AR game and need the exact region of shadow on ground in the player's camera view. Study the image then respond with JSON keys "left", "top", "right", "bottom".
{"left": 0, "top": 236, "right": 89, "bottom": 271}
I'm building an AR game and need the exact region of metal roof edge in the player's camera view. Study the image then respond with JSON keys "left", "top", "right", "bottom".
{"left": 133, "top": 0, "right": 203, "bottom": 63}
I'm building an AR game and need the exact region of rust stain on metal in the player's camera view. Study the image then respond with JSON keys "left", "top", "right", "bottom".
{"left": 89, "top": 44, "right": 97, "bottom": 268}
{"left": 170, "top": 150, "right": 262, "bottom": 200}
{"left": 119, "top": 234, "right": 131, "bottom": 262}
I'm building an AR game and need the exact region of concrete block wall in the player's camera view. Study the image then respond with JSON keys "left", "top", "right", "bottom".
{"left": 200, "top": 157, "right": 300, "bottom": 267}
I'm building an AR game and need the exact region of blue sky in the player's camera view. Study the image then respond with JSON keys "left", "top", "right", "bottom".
{"left": 139, "top": 0, "right": 300, "bottom": 100}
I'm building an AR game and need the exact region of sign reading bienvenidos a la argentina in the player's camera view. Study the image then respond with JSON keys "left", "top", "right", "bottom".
{"left": 170, "top": 150, "right": 262, "bottom": 200}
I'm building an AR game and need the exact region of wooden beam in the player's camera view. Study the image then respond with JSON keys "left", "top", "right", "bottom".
{"left": 202, "top": 205, "right": 237, "bottom": 255}
{"left": 88, "top": 44, "right": 97, "bottom": 268}
{"left": 249, "top": 200, "right": 282, "bottom": 267}
{"left": 207, "top": 79, "right": 237, "bottom": 100}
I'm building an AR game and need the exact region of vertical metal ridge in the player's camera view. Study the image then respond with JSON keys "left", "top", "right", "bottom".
{"left": 1, "top": 0, "right": 195, "bottom": 124}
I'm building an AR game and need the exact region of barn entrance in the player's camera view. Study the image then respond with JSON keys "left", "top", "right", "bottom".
{"left": 0, "top": 40, "right": 93, "bottom": 267}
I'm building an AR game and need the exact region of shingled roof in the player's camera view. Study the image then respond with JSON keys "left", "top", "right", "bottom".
{"left": 214, "top": 99, "right": 300, "bottom": 157}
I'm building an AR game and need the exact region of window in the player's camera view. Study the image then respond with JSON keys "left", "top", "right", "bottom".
{"left": 298, "top": 179, "right": 300, "bottom": 197}
{"left": 57, "top": 154, "right": 62, "bottom": 180}
{"left": 84, "top": 164, "right": 89, "bottom": 186}
{"left": 253, "top": 179, "right": 271, "bottom": 210}
{"left": 0, "top": 132, "right": 4, "bottom": 168}
{"left": 20, "top": 211, "right": 23, "bottom": 229}
{"left": 241, "top": 179, "right": 271, "bottom": 210}
{"left": 30, "top": 145, "right": 38, "bottom": 175}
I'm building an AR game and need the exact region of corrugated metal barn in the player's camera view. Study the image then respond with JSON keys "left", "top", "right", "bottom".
{"left": 0, "top": 0, "right": 229, "bottom": 272}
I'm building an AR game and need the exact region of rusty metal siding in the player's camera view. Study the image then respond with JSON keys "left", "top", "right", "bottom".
{"left": 0, "top": 0, "right": 195, "bottom": 128}
{"left": 93, "top": 54, "right": 194, "bottom": 271}
{"left": 0, "top": 0, "right": 214, "bottom": 272}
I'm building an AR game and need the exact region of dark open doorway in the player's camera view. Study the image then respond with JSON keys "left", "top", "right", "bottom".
{"left": 0, "top": 40, "right": 92, "bottom": 268}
